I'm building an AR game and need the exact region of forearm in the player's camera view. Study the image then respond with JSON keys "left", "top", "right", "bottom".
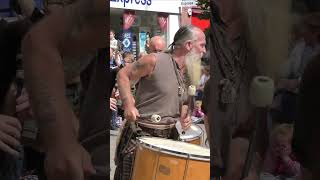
{"left": 22, "top": 31, "right": 77, "bottom": 148}
{"left": 181, "top": 105, "right": 188, "bottom": 118}
{"left": 117, "top": 70, "right": 135, "bottom": 108}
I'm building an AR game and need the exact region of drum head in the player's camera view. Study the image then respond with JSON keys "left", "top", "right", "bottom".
{"left": 176, "top": 122, "right": 202, "bottom": 141}
{"left": 137, "top": 137, "right": 210, "bottom": 161}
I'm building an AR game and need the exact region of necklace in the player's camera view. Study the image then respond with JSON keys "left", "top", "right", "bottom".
{"left": 171, "top": 56, "right": 186, "bottom": 96}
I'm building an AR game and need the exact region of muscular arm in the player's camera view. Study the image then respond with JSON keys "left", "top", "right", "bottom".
{"left": 117, "top": 54, "right": 156, "bottom": 108}
{"left": 21, "top": 0, "right": 107, "bottom": 148}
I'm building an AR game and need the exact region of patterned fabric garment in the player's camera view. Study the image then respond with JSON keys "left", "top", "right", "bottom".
{"left": 205, "top": 20, "right": 269, "bottom": 179}
{"left": 21, "top": 175, "right": 38, "bottom": 180}
{"left": 65, "top": 83, "right": 81, "bottom": 117}
{"left": 113, "top": 121, "right": 178, "bottom": 180}
{"left": 0, "top": 146, "right": 24, "bottom": 180}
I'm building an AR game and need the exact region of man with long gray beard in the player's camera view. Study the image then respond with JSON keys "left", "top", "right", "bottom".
{"left": 114, "top": 25, "right": 206, "bottom": 180}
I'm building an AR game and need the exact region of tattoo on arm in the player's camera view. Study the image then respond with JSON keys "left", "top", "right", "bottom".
{"left": 132, "top": 61, "right": 146, "bottom": 72}
{"left": 129, "top": 60, "right": 150, "bottom": 80}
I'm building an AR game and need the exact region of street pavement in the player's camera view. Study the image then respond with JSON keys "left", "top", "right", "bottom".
{"left": 110, "top": 129, "right": 118, "bottom": 180}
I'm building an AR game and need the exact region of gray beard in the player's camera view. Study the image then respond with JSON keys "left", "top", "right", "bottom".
{"left": 185, "top": 50, "right": 202, "bottom": 86}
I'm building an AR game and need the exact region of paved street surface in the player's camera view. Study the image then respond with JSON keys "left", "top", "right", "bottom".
{"left": 110, "top": 129, "right": 118, "bottom": 180}
{"left": 109, "top": 123, "right": 209, "bottom": 180}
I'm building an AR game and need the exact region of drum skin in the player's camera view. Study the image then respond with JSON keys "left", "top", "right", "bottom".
{"left": 178, "top": 124, "right": 203, "bottom": 146}
{"left": 131, "top": 139, "right": 210, "bottom": 180}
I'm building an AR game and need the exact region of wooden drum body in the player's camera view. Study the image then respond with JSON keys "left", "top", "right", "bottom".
{"left": 131, "top": 137, "right": 210, "bottom": 180}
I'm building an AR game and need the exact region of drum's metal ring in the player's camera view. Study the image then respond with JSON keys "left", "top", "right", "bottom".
{"left": 179, "top": 125, "right": 203, "bottom": 142}
{"left": 180, "top": 131, "right": 203, "bottom": 142}
{"left": 136, "top": 137, "right": 210, "bottom": 162}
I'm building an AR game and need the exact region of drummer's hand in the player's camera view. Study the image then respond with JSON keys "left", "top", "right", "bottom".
{"left": 180, "top": 115, "right": 192, "bottom": 130}
{"left": 16, "top": 88, "right": 34, "bottom": 121}
{"left": 124, "top": 105, "right": 140, "bottom": 121}
{"left": 0, "top": 115, "right": 22, "bottom": 157}
{"left": 45, "top": 141, "right": 96, "bottom": 180}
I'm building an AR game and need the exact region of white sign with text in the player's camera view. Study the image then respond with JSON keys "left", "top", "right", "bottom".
{"left": 110, "top": 0, "right": 181, "bottom": 14}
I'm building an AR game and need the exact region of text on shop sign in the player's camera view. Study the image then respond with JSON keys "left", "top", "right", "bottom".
{"left": 110, "top": 0, "right": 152, "bottom": 7}
{"left": 181, "top": 0, "right": 197, "bottom": 7}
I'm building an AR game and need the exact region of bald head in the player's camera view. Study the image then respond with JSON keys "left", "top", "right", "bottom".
{"left": 148, "top": 36, "right": 166, "bottom": 53}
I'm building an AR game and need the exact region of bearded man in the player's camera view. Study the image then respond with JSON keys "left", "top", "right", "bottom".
{"left": 114, "top": 25, "right": 206, "bottom": 180}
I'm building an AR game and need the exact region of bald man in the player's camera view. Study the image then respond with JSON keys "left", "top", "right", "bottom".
{"left": 147, "top": 36, "right": 166, "bottom": 53}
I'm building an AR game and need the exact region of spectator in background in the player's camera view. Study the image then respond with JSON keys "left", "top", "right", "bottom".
{"left": 110, "top": 29, "right": 123, "bottom": 52}
{"left": 279, "top": 12, "right": 320, "bottom": 91}
{"left": 110, "top": 47, "right": 123, "bottom": 95}
{"left": 260, "top": 124, "right": 301, "bottom": 180}
{"left": 196, "top": 65, "right": 210, "bottom": 100}
{"left": 110, "top": 47, "right": 124, "bottom": 71}
{"left": 110, "top": 87, "right": 120, "bottom": 130}
{"left": 192, "top": 100, "right": 204, "bottom": 119}
{"left": 272, "top": 13, "right": 320, "bottom": 125}
{"left": 147, "top": 36, "right": 166, "bottom": 53}
{"left": 123, "top": 52, "right": 134, "bottom": 65}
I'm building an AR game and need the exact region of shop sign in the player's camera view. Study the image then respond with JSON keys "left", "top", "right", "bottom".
{"left": 122, "top": 30, "right": 133, "bottom": 52}
{"left": 123, "top": 10, "right": 136, "bottom": 30}
{"left": 110, "top": 0, "right": 181, "bottom": 14}
{"left": 139, "top": 32, "right": 147, "bottom": 53}
{"left": 181, "top": 0, "right": 198, "bottom": 7}
{"left": 110, "top": 0, "right": 152, "bottom": 8}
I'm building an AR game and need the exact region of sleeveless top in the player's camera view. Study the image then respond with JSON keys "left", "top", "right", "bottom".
{"left": 135, "top": 52, "right": 187, "bottom": 124}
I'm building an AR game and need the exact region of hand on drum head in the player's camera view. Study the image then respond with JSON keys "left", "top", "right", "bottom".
{"left": 124, "top": 105, "right": 140, "bottom": 121}
{"left": 180, "top": 115, "right": 192, "bottom": 130}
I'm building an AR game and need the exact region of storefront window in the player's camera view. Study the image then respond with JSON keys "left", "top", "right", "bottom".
{"left": 111, "top": 9, "right": 168, "bottom": 60}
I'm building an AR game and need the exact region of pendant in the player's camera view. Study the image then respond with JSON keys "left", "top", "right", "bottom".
{"left": 178, "top": 86, "right": 184, "bottom": 96}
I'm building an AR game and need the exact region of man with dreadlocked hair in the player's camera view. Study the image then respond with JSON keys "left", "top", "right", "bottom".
{"left": 114, "top": 25, "right": 206, "bottom": 180}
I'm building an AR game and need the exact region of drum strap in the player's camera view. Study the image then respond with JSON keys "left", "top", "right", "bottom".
{"left": 137, "top": 121, "right": 176, "bottom": 130}
{"left": 137, "top": 123, "right": 178, "bottom": 139}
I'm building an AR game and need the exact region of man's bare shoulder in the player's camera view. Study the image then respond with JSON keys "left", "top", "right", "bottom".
{"left": 121, "top": 54, "right": 157, "bottom": 79}
{"left": 24, "top": 0, "right": 107, "bottom": 56}
{"left": 138, "top": 54, "right": 157, "bottom": 66}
